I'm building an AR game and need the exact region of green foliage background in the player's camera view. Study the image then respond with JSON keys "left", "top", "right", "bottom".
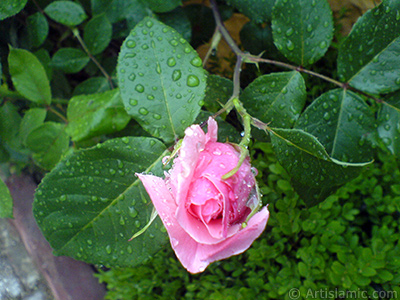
{"left": 1, "top": 0, "right": 400, "bottom": 298}
{"left": 97, "top": 143, "right": 400, "bottom": 299}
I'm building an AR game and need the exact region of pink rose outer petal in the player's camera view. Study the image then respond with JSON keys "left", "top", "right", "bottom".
{"left": 137, "top": 172, "right": 270, "bottom": 273}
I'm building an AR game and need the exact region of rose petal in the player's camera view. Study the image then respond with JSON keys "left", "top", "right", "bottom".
{"left": 136, "top": 174, "right": 177, "bottom": 228}
{"left": 173, "top": 206, "right": 270, "bottom": 273}
{"left": 205, "top": 117, "right": 218, "bottom": 144}
{"left": 169, "top": 124, "right": 206, "bottom": 206}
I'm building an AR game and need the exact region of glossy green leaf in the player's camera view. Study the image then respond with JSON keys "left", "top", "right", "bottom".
{"left": 241, "top": 71, "right": 306, "bottom": 128}
{"left": 118, "top": 17, "right": 207, "bottom": 143}
{"left": 0, "top": 178, "right": 13, "bottom": 218}
{"left": 66, "top": 89, "right": 131, "bottom": 142}
{"left": 26, "top": 122, "right": 70, "bottom": 170}
{"left": 295, "top": 89, "right": 375, "bottom": 163}
{"left": 157, "top": 7, "right": 191, "bottom": 42}
{"left": 84, "top": 14, "right": 112, "bottom": 55}
{"left": 0, "top": 0, "right": 27, "bottom": 20}
{"left": 272, "top": 0, "right": 333, "bottom": 66}
{"left": 34, "top": 49, "right": 53, "bottom": 81}
{"left": 91, "top": 0, "right": 150, "bottom": 24}
{"left": 51, "top": 48, "right": 90, "bottom": 74}
{"left": 226, "top": 0, "right": 274, "bottom": 23}
{"left": 269, "top": 128, "right": 370, "bottom": 206}
{"left": 240, "top": 21, "right": 279, "bottom": 58}
{"left": 73, "top": 77, "right": 111, "bottom": 96}
{"left": 44, "top": 1, "right": 88, "bottom": 26}
{"left": 377, "top": 91, "right": 400, "bottom": 156}
{"left": 19, "top": 108, "right": 47, "bottom": 146}
{"left": 203, "top": 75, "right": 233, "bottom": 113}
{"left": 33, "top": 137, "right": 169, "bottom": 267}
{"left": 0, "top": 102, "right": 22, "bottom": 149}
{"left": 337, "top": 1, "right": 400, "bottom": 94}
{"left": 27, "top": 12, "right": 49, "bottom": 48}
{"left": 139, "top": 0, "right": 181, "bottom": 13}
{"left": 8, "top": 48, "right": 51, "bottom": 105}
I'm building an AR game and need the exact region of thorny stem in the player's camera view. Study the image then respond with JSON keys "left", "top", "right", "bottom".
{"left": 72, "top": 28, "right": 114, "bottom": 89}
{"left": 209, "top": 0, "right": 389, "bottom": 109}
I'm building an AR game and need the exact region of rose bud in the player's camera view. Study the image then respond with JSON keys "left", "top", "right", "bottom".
{"left": 137, "top": 117, "right": 269, "bottom": 273}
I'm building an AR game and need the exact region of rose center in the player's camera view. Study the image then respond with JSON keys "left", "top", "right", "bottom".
{"left": 186, "top": 177, "right": 223, "bottom": 223}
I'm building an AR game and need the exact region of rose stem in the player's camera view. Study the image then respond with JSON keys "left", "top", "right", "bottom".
{"left": 208, "top": 0, "right": 390, "bottom": 109}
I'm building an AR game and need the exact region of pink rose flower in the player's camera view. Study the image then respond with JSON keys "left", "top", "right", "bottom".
{"left": 137, "top": 117, "right": 269, "bottom": 273}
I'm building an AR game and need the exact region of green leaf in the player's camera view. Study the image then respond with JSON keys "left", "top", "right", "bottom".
{"left": 84, "top": 14, "right": 112, "bottom": 55}
{"left": 377, "top": 269, "right": 394, "bottom": 281}
{"left": 73, "top": 77, "right": 111, "bottom": 96}
{"left": 8, "top": 47, "right": 52, "bottom": 105}
{"left": 118, "top": 17, "right": 207, "bottom": 143}
{"left": 378, "top": 92, "right": 400, "bottom": 156}
{"left": 19, "top": 108, "right": 47, "bottom": 146}
{"left": 33, "top": 137, "right": 169, "bottom": 267}
{"left": 203, "top": 74, "right": 233, "bottom": 113}
{"left": 139, "top": 0, "right": 181, "bottom": 13}
{"left": 241, "top": 71, "right": 306, "bottom": 128}
{"left": 26, "top": 122, "right": 70, "bottom": 170}
{"left": 0, "top": 0, "right": 27, "bottom": 20}
{"left": 269, "top": 128, "right": 370, "bottom": 206}
{"left": 27, "top": 12, "right": 49, "bottom": 48}
{"left": 34, "top": 49, "right": 53, "bottom": 81}
{"left": 240, "top": 21, "right": 280, "bottom": 58}
{"left": 271, "top": 0, "right": 333, "bottom": 66}
{"left": 337, "top": 1, "right": 400, "bottom": 94}
{"left": 66, "top": 89, "right": 131, "bottom": 142}
{"left": 44, "top": 1, "right": 88, "bottom": 27}
{"left": 0, "top": 178, "right": 13, "bottom": 218}
{"left": 226, "top": 0, "right": 274, "bottom": 23}
{"left": 51, "top": 48, "right": 90, "bottom": 74}
{"left": 295, "top": 89, "right": 375, "bottom": 163}
{"left": 157, "top": 7, "right": 191, "bottom": 42}
{"left": 0, "top": 102, "right": 22, "bottom": 148}
{"left": 91, "top": 0, "right": 150, "bottom": 24}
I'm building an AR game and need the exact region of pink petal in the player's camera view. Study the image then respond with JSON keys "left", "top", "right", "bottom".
{"left": 169, "top": 124, "right": 206, "bottom": 207}
{"left": 205, "top": 117, "right": 218, "bottom": 144}
{"left": 174, "top": 206, "right": 270, "bottom": 273}
{"left": 136, "top": 174, "right": 177, "bottom": 228}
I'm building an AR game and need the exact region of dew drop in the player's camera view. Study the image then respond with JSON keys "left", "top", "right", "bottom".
{"left": 126, "top": 40, "right": 136, "bottom": 48}
{"left": 153, "top": 113, "right": 161, "bottom": 120}
{"left": 172, "top": 69, "right": 182, "bottom": 81}
{"left": 286, "top": 40, "right": 294, "bottom": 51}
{"left": 190, "top": 57, "right": 202, "bottom": 67}
{"left": 285, "top": 28, "right": 294, "bottom": 37}
{"left": 129, "top": 207, "right": 138, "bottom": 218}
{"left": 167, "top": 57, "right": 176, "bottom": 67}
{"left": 146, "top": 20, "right": 153, "bottom": 28}
{"left": 130, "top": 99, "right": 138, "bottom": 106}
{"left": 139, "top": 107, "right": 149, "bottom": 115}
{"left": 187, "top": 75, "right": 200, "bottom": 87}
{"left": 135, "top": 84, "right": 144, "bottom": 93}
{"left": 105, "top": 245, "right": 112, "bottom": 254}
{"left": 128, "top": 73, "right": 136, "bottom": 81}
{"left": 319, "top": 41, "right": 327, "bottom": 49}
